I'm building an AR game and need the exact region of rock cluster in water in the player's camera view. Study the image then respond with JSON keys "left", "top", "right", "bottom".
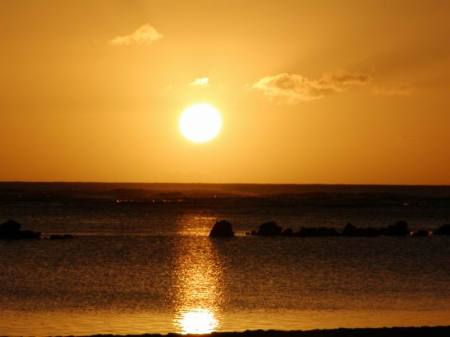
{"left": 0, "top": 220, "right": 41, "bottom": 239}
{"left": 209, "top": 219, "right": 450, "bottom": 238}
{"left": 0, "top": 220, "right": 75, "bottom": 240}
{"left": 245, "top": 221, "right": 450, "bottom": 237}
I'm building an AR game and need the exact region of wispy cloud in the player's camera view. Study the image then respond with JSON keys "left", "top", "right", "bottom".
{"left": 110, "top": 24, "right": 163, "bottom": 46}
{"left": 373, "top": 84, "right": 414, "bottom": 96}
{"left": 252, "top": 70, "right": 371, "bottom": 103}
{"left": 189, "top": 77, "right": 209, "bottom": 87}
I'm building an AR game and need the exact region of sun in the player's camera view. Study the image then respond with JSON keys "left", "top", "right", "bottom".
{"left": 179, "top": 103, "right": 222, "bottom": 143}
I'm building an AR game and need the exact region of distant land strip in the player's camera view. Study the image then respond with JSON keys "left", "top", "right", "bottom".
{"left": 82, "top": 326, "right": 450, "bottom": 337}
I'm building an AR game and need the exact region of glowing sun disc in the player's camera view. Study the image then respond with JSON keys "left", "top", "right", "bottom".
{"left": 179, "top": 103, "right": 222, "bottom": 143}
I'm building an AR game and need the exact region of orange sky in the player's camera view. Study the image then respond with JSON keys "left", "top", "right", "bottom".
{"left": 1, "top": 0, "right": 449, "bottom": 184}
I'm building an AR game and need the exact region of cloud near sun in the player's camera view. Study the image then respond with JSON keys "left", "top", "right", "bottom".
{"left": 189, "top": 77, "right": 209, "bottom": 87}
{"left": 110, "top": 24, "right": 163, "bottom": 46}
{"left": 252, "top": 70, "right": 372, "bottom": 103}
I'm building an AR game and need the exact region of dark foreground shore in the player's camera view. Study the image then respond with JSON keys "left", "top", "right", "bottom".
{"left": 84, "top": 326, "right": 450, "bottom": 337}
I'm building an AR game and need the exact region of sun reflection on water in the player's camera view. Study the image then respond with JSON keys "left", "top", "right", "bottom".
{"left": 172, "top": 224, "right": 223, "bottom": 334}
{"left": 176, "top": 308, "right": 218, "bottom": 334}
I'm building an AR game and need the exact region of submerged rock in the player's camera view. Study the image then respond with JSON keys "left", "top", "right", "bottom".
{"left": 209, "top": 220, "right": 235, "bottom": 237}
{"left": 0, "top": 220, "right": 41, "bottom": 240}
{"left": 256, "top": 221, "right": 282, "bottom": 236}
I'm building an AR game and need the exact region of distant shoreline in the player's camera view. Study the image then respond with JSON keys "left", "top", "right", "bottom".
{"left": 85, "top": 326, "right": 450, "bottom": 337}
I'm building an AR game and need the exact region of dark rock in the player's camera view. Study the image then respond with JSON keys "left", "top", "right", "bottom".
{"left": 384, "top": 221, "right": 410, "bottom": 236}
{"left": 282, "top": 228, "right": 294, "bottom": 236}
{"left": 434, "top": 224, "right": 450, "bottom": 235}
{"left": 342, "top": 223, "right": 358, "bottom": 236}
{"left": 256, "top": 221, "right": 282, "bottom": 236}
{"left": 411, "top": 229, "right": 430, "bottom": 237}
{"left": 364, "top": 227, "right": 383, "bottom": 237}
{"left": 209, "top": 220, "right": 234, "bottom": 237}
{"left": 342, "top": 223, "right": 381, "bottom": 237}
{"left": 49, "top": 234, "right": 75, "bottom": 240}
{"left": 0, "top": 219, "right": 21, "bottom": 234}
{"left": 0, "top": 220, "right": 41, "bottom": 240}
{"left": 296, "top": 226, "right": 339, "bottom": 237}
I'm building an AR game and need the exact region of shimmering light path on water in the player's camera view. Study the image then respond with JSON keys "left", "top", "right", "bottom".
{"left": 0, "top": 235, "right": 449, "bottom": 336}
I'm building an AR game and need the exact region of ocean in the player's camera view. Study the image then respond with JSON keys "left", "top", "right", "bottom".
{"left": 0, "top": 183, "right": 449, "bottom": 336}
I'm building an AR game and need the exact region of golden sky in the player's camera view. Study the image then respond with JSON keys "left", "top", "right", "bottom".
{"left": 1, "top": 0, "right": 449, "bottom": 184}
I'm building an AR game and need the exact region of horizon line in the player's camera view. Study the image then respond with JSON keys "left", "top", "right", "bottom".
{"left": 0, "top": 180, "right": 449, "bottom": 187}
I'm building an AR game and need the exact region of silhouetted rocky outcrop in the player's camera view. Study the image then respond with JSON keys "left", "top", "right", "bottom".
{"left": 282, "top": 228, "right": 294, "bottom": 236}
{"left": 341, "top": 221, "right": 410, "bottom": 237}
{"left": 411, "top": 229, "right": 430, "bottom": 237}
{"left": 342, "top": 223, "right": 358, "bottom": 236}
{"left": 256, "top": 221, "right": 283, "bottom": 236}
{"left": 0, "top": 220, "right": 41, "bottom": 240}
{"left": 434, "top": 224, "right": 450, "bottom": 235}
{"left": 384, "top": 221, "right": 410, "bottom": 236}
{"left": 297, "top": 226, "right": 339, "bottom": 237}
{"left": 209, "top": 220, "right": 235, "bottom": 237}
{"left": 342, "top": 223, "right": 381, "bottom": 237}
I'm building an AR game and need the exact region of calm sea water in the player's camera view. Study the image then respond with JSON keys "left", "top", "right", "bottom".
{"left": 0, "top": 184, "right": 449, "bottom": 336}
